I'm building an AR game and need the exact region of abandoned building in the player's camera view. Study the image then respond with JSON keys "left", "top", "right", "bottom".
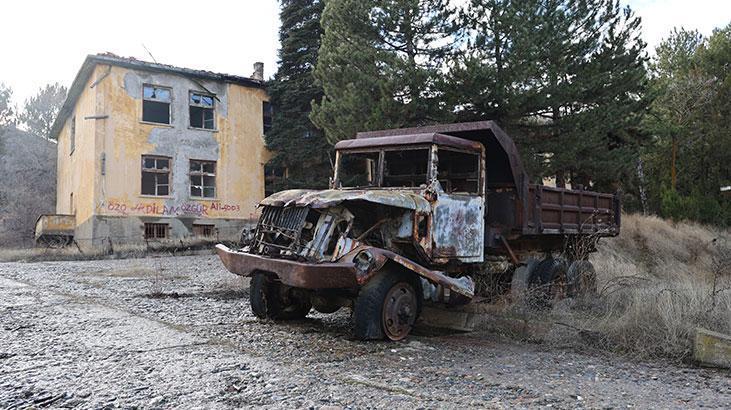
{"left": 50, "top": 53, "right": 271, "bottom": 249}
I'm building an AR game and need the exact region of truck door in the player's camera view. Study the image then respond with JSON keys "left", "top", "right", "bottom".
{"left": 431, "top": 147, "right": 485, "bottom": 262}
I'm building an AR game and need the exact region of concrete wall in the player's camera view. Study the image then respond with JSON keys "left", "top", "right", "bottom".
{"left": 56, "top": 71, "right": 98, "bottom": 235}
{"left": 57, "top": 64, "right": 269, "bottom": 249}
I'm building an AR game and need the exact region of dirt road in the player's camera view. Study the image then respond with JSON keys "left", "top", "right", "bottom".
{"left": 1, "top": 254, "right": 728, "bottom": 408}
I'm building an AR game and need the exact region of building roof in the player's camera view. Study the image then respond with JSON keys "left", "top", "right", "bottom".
{"left": 50, "top": 53, "right": 265, "bottom": 140}
{"left": 334, "top": 132, "right": 483, "bottom": 151}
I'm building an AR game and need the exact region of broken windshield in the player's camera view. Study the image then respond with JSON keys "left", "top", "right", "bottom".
{"left": 337, "top": 148, "right": 430, "bottom": 188}
{"left": 338, "top": 151, "right": 380, "bottom": 188}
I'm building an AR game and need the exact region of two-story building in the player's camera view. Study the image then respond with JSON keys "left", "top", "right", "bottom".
{"left": 50, "top": 53, "right": 271, "bottom": 250}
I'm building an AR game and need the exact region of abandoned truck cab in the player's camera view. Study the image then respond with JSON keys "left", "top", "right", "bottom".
{"left": 216, "top": 121, "right": 620, "bottom": 341}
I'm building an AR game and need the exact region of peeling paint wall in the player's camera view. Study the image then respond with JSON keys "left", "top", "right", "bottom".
{"left": 56, "top": 64, "right": 269, "bottom": 248}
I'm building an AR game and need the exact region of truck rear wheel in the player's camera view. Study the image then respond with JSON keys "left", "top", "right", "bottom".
{"left": 250, "top": 272, "right": 311, "bottom": 320}
{"left": 354, "top": 270, "right": 421, "bottom": 341}
{"left": 528, "top": 258, "right": 567, "bottom": 308}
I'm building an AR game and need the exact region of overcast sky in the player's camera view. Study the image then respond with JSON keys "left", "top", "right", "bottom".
{"left": 1, "top": 0, "right": 729, "bottom": 106}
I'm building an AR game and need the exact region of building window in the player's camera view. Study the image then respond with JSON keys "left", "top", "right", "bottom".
{"left": 262, "top": 101, "right": 272, "bottom": 134}
{"left": 141, "top": 155, "right": 171, "bottom": 196}
{"left": 69, "top": 116, "right": 76, "bottom": 154}
{"left": 189, "top": 92, "right": 215, "bottom": 129}
{"left": 142, "top": 85, "right": 171, "bottom": 124}
{"left": 193, "top": 224, "right": 215, "bottom": 237}
{"left": 144, "top": 223, "right": 168, "bottom": 239}
{"left": 190, "top": 160, "right": 216, "bottom": 198}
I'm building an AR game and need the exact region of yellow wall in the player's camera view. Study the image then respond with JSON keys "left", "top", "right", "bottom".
{"left": 57, "top": 63, "right": 269, "bottom": 229}
{"left": 56, "top": 71, "right": 98, "bottom": 225}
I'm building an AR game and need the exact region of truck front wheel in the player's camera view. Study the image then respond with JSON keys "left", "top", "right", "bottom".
{"left": 250, "top": 272, "right": 311, "bottom": 320}
{"left": 354, "top": 270, "right": 421, "bottom": 341}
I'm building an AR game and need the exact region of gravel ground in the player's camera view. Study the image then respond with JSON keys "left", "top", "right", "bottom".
{"left": 1, "top": 254, "right": 729, "bottom": 409}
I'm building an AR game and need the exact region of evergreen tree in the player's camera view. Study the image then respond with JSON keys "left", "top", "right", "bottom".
{"left": 311, "top": 0, "right": 457, "bottom": 144}
{"left": 19, "top": 83, "right": 67, "bottom": 140}
{"left": 644, "top": 25, "right": 731, "bottom": 224}
{"left": 454, "top": 0, "right": 650, "bottom": 189}
{"left": 266, "top": 0, "right": 331, "bottom": 190}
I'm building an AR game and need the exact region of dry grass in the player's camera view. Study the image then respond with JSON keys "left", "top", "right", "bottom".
{"left": 548, "top": 214, "right": 731, "bottom": 360}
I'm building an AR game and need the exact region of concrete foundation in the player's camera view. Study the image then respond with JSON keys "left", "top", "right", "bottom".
{"left": 74, "top": 215, "right": 256, "bottom": 251}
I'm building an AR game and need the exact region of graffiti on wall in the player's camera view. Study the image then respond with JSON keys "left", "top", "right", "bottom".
{"left": 100, "top": 200, "right": 241, "bottom": 217}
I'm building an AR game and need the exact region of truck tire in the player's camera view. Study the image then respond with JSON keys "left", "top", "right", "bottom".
{"left": 527, "top": 257, "right": 567, "bottom": 308}
{"left": 354, "top": 269, "right": 421, "bottom": 341}
{"left": 511, "top": 258, "right": 540, "bottom": 299}
{"left": 250, "top": 272, "right": 311, "bottom": 320}
{"left": 566, "top": 260, "right": 597, "bottom": 298}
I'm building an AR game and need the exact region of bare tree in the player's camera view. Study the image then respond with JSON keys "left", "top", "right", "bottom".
{"left": 0, "top": 128, "right": 56, "bottom": 247}
{"left": 19, "top": 83, "right": 67, "bottom": 140}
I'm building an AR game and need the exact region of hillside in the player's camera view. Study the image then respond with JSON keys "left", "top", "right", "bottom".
{"left": 0, "top": 126, "right": 56, "bottom": 247}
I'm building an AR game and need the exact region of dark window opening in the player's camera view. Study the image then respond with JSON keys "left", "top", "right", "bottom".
{"left": 69, "top": 116, "right": 76, "bottom": 154}
{"left": 144, "top": 223, "right": 168, "bottom": 239}
{"left": 190, "top": 160, "right": 216, "bottom": 198}
{"left": 382, "top": 149, "right": 429, "bottom": 188}
{"left": 141, "top": 155, "right": 171, "bottom": 196}
{"left": 437, "top": 149, "right": 480, "bottom": 194}
{"left": 338, "top": 151, "right": 380, "bottom": 188}
{"left": 142, "top": 85, "right": 171, "bottom": 124}
{"left": 193, "top": 224, "right": 215, "bottom": 237}
{"left": 189, "top": 92, "right": 215, "bottom": 129}
{"left": 262, "top": 101, "right": 273, "bottom": 134}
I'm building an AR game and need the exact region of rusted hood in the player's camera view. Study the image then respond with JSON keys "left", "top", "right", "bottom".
{"left": 260, "top": 189, "right": 431, "bottom": 212}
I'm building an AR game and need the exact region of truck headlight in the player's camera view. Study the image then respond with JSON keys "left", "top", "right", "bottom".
{"left": 354, "top": 250, "right": 375, "bottom": 273}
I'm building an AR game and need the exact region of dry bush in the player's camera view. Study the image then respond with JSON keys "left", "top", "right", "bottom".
{"left": 548, "top": 213, "right": 731, "bottom": 360}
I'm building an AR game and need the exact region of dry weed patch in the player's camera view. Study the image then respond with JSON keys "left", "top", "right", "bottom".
{"left": 546, "top": 214, "right": 731, "bottom": 360}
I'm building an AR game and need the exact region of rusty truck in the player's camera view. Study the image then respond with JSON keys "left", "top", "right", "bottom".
{"left": 216, "top": 121, "right": 620, "bottom": 340}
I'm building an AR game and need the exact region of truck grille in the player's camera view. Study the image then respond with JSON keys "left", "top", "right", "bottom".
{"left": 252, "top": 206, "right": 310, "bottom": 257}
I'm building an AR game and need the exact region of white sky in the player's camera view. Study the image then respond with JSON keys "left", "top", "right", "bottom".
{"left": 0, "top": 0, "right": 729, "bottom": 106}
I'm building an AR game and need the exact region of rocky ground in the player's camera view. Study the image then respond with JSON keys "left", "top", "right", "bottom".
{"left": 1, "top": 254, "right": 729, "bottom": 409}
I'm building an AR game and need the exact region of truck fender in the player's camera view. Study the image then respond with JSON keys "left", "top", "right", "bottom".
{"left": 350, "top": 247, "right": 475, "bottom": 304}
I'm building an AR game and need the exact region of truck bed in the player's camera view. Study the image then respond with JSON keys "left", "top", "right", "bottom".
{"left": 526, "top": 185, "right": 620, "bottom": 236}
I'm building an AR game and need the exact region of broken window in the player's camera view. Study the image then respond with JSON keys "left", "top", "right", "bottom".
{"left": 142, "top": 85, "right": 171, "bottom": 124}
{"left": 144, "top": 223, "right": 168, "bottom": 239}
{"left": 190, "top": 159, "right": 216, "bottom": 198}
{"left": 189, "top": 92, "right": 215, "bottom": 129}
{"left": 437, "top": 149, "right": 480, "bottom": 194}
{"left": 337, "top": 151, "right": 380, "bottom": 188}
{"left": 141, "top": 155, "right": 171, "bottom": 196}
{"left": 69, "top": 116, "right": 76, "bottom": 154}
{"left": 382, "top": 148, "right": 430, "bottom": 188}
{"left": 262, "top": 101, "right": 273, "bottom": 134}
{"left": 193, "top": 224, "right": 215, "bottom": 237}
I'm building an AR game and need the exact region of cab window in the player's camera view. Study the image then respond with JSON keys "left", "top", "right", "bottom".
{"left": 338, "top": 151, "right": 380, "bottom": 188}
{"left": 437, "top": 149, "right": 480, "bottom": 194}
{"left": 382, "top": 149, "right": 429, "bottom": 188}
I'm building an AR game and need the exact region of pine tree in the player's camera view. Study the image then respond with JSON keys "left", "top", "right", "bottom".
{"left": 19, "top": 83, "right": 67, "bottom": 140}
{"left": 311, "top": 0, "right": 457, "bottom": 144}
{"left": 266, "top": 0, "right": 331, "bottom": 190}
{"left": 455, "top": 0, "right": 650, "bottom": 189}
